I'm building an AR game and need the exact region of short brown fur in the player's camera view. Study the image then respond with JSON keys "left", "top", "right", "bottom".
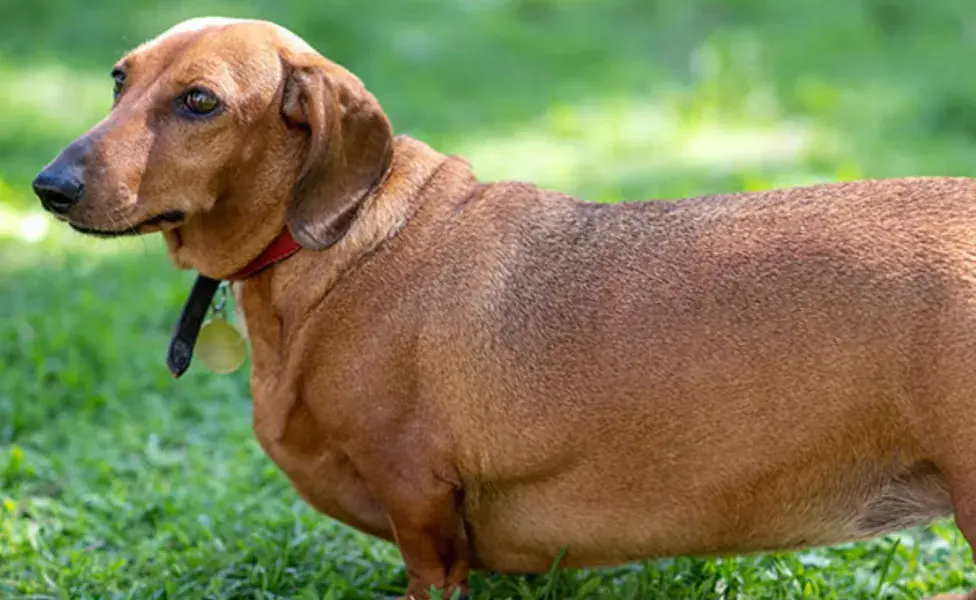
{"left": 34, "top": 18, "right": 976, "bottom": 599}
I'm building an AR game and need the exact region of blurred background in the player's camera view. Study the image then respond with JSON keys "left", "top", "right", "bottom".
{"left": 4, "top": 0, "right": 976, "bottom": 598}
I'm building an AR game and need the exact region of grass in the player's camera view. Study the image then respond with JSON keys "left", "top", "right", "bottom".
{"left": 4, "top": 0, "right": 976, "bottom": 597}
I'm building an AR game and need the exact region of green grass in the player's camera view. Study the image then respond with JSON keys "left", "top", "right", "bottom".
{"left": 5, "top": 0, "right": 976, "bottom": 597}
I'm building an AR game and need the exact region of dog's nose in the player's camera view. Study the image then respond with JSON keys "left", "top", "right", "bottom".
{"left": 32, "top": 164, "right": 85, "bottom": 214}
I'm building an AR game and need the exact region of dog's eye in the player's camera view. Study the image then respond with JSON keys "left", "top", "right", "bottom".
{"left": 180, "top": 89, "right": 220, "bottom": 116}
{"left": 111, "top": 68, "right": 126, "bottom": 101}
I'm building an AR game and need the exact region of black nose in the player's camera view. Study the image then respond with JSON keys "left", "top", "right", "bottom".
{"left": 33, "top": 166, "right": 85, "bottom": 214}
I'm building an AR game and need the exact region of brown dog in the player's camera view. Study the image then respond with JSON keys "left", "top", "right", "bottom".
{"left": 31, "top": 17, "right": 976, "bottom": 599}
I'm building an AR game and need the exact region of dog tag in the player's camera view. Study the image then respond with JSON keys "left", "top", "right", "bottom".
{"left": 195, "top": 316, "right": 247, "bottom": 374}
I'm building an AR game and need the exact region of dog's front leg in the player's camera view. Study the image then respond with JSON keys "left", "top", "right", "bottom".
{"left": 352, "top": 450, "right": 470, "bottom": 599}
{"left": 388, "top": 488, "right": 470, "bottom": 600}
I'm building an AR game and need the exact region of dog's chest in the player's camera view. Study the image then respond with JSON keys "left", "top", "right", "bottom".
{"left": 250, "top": 379, "right": 391, "bottom": 536}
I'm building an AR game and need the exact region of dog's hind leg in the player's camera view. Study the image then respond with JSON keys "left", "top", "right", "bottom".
{"left": 911, "top": 296, "right": 976, "bottom": 600}
{"left": 925, "top": 478, "right": 976, "bottom": 600}
{"left": 919, "top": 416, "right": 976, "bottom": 600}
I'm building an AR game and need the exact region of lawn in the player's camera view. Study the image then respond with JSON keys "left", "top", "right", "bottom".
{"left": 4, "top": 0, "right": 976, "bottom": 598}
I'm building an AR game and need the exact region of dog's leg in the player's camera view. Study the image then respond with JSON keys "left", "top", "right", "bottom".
{"left": 920, "top": 462, "right": 976, "bottom": 600}
{"left": 930, "top": 483, "right": 976, "bottom": 600}
{"left": 352, "top": 451, "right": 470, "bottom": 600}
{"left": 387, "top": 488, "right": 470, "bottom": 600}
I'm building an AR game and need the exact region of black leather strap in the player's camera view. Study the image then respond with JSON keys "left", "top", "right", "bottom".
{"left": 166, "top": 274, "right": 221, "bottom": 378}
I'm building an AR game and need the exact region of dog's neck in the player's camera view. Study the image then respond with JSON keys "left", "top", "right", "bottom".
{"left": 232, "top": 135, "right": 455, "bottom": 336}
{"left": 230, "top": 135, "right": 477, "bottom": 441}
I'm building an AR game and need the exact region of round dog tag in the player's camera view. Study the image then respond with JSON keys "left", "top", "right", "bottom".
{"left": 195, "top": 317, "right": 247, "bottom": 374}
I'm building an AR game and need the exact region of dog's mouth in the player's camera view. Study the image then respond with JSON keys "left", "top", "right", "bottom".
{"left": 69, "top": 210, "right": 187, "bottom": 238}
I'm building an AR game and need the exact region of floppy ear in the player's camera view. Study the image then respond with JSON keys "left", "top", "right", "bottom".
{"left": 281, "top": 58, "right": 393, "bottom": 249}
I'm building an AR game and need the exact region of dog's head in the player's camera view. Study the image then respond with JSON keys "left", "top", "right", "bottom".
{"left": 32, "top": 17, "right": 393, "bottom": 275}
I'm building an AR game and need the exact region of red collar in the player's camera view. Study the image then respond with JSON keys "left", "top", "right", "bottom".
{"left": 226, "top": 230, "right": 303, "bottom": 281}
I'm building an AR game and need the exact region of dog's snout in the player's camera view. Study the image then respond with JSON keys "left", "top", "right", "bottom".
{"left": 33, "top": 146, "right": 87, "bottom": 214}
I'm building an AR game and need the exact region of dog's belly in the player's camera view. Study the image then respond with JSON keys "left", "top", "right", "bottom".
{"left": 463, "top": 455, "right": 953, "bottom": 572}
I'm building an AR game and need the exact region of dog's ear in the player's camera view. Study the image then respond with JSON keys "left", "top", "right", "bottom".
{"left": 280, "top": 57, "right": 393, "bottom": 250}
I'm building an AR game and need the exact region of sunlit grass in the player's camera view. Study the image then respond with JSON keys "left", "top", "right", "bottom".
{"left": 0, "top": 203, "right": 161, "bottom": 260}
{"left": 0, "top": 60, "right": 109, "bottom": 132}
{"left": 455, "top": 95, "right": 819, "bottom": 200}
{"left": 0, "top": 205, "right": 49, "bottom": 243}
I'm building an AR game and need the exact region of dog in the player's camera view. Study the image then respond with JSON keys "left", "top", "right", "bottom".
{"left": 31, "top": 17, "right": 976, "bottom": 599}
